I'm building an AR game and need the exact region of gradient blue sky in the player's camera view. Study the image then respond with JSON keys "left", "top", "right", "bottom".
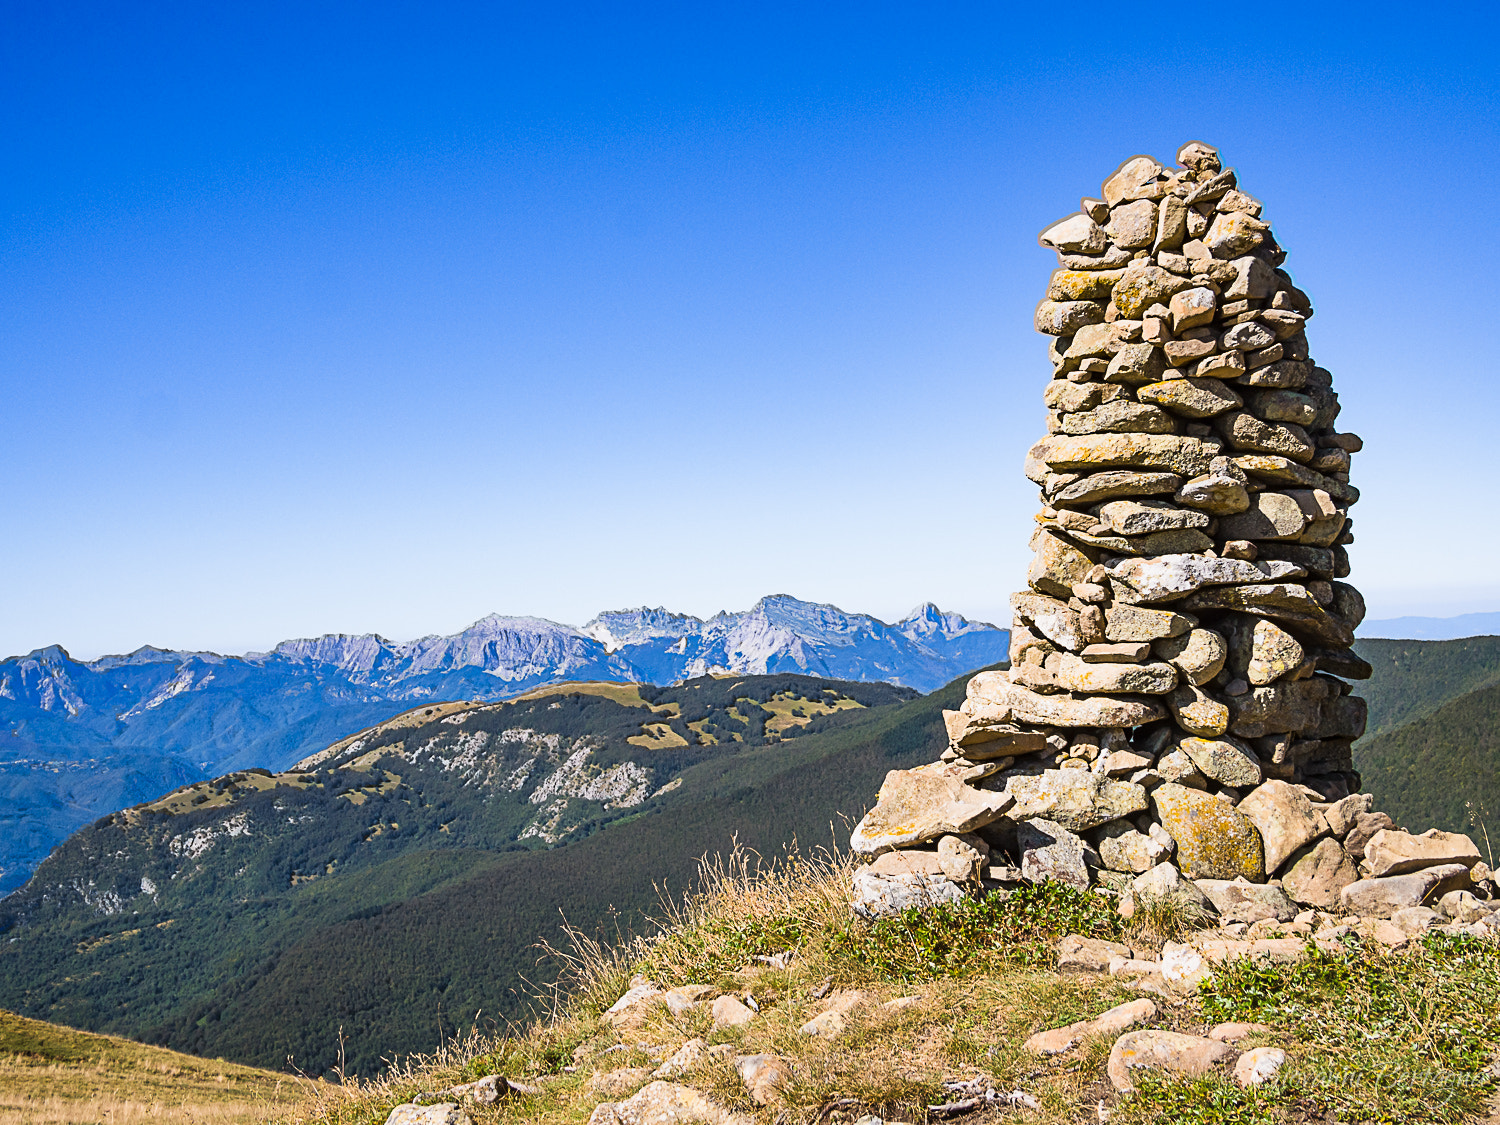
{"left": 4, "top": 2, "right": 1497, "bottom": 660}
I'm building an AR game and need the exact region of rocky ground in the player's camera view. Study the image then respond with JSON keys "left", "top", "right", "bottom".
{"left": 274, "top": 847, "right": 1500, "bottom": 1125}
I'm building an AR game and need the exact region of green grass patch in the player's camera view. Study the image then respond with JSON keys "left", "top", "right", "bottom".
{"left": 827, "top": 881, "right": 1121, "bottom": 981}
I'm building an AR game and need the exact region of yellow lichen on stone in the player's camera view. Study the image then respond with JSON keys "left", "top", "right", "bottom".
{"left": 1152, "top": 783, "right": 1265, "bottom": 881}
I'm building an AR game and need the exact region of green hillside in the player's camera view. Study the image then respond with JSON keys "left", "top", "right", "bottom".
{"left": 1353, "top": 635, "right": 1500, "bottom": 739}
{"left": 1355, "top": 675, "right": 1500, "bottom": 843}
{"left": 0, "top": 671, "right": 963, "bottom": 1078}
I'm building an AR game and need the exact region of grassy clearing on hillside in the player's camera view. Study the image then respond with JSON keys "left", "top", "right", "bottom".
{"left": 273, "top": 846, "right": 1500, "bottom": 1125}
{"left": 0, "top": 1008, "right": 301, "bottom": 1124}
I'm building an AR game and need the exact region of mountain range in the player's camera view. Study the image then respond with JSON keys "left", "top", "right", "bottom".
{"left": 0, "top": 595, "right": 1008, "bottom": 892}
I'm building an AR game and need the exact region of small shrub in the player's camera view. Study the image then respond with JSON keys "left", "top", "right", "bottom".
{"left": 1114, "top": 1072, "right": 1281, "bottom": 1125}
{"left": 827, "top": 881, "right": 1121, "bottom": 981}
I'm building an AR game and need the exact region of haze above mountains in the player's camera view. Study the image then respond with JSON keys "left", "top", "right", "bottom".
{"left": 0, "top": 594, "right": 1009, "bottom": 892}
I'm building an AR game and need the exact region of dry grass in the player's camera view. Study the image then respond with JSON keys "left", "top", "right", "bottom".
{"left": 269, "top": 845, "right": 1500, "bottom": 1125}
{"left": 0, "top": 1009, "right": 301, "bottom": 1125}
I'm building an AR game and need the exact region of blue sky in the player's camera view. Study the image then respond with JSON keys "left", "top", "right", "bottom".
{"left": 3, "top": 2, "right": 1497, "bottom": 659}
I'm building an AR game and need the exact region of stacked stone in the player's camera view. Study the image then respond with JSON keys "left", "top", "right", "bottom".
{"left": 850, "top": 143, "right": 1495, "bottom": 928}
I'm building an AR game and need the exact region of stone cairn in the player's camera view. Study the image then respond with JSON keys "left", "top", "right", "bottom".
{"left": 850, "top": 142, "right": 1497, "bottom": 934}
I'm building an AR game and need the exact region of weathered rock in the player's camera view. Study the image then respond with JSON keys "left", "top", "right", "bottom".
{"left": 1139, "top": 376, "right": 1242, "bottom": 418}
{"left": 1236, "top": 781, "right": 1326, "bottom": 874}
{"left": 1008, "top": 771, "right": 1149, "bottom": 830}
{"left": 966, "top": 673, "right": 1169, "bottom": 727}
{"left": 1028, "top": 529, "right": 1098, "bottom": 598}
{"left": 1113, "top": 265, "right": 1193, "bottom": 318}
{"left": 1226, "top": 677, "right": 1338, "bottom": 739}
{"left": 942, "top": 711, "right": 1047, "bottom": 755}
{"left": 1362, "top": 829, "right": 1482, "bottom": 878}
{"left": 710, "top": 995, "right": 757, "bottom": 1028}
{"left": 591, "top": 1082, "right": 753, "bottom": 1125}
{"left": 1216, "top": 411, "right": 1315, "bottom": 462}
{"left": 1344, "top": 810, "right": 1397, "bottom": 860}
{"left": 1152, "top": 784, "right": 1264, "bottom": 880}
{"left": 663, "top": 984, "right": 717, "bottom": 1017}
{"left": 1105, "top": 603, "right": 1193, "bottom": 642}
{"left": 850, "top": 869, "right": 967, "bottom": 919}
{"left": 1281, "top": 838, "right": 1358, "bottom": 908}
{"left": 1106, "top": 553, "right": 1304, "bottom": 603}
{"left": 1035, "top": 300, "right": 1105, "bottom": 336}
{"left": 1234, "top": 1047, "right": 1287, "bottom": 1088}
{"left": 1012, "top": 592, "right": 1087, "bottom": 650}
{"left": 1339, "top": 864, "right": 1473, "bottom": 918}
{"left": 1178, "top": 735, "right": 1262, "bottom": 787}
{"left": 591, "top": 1069, "right": 655, "bottom": 1098}
{"left": 1052, "top": 470, "right": 1183, "bottom": 505}
{"left": 603, "top": 984, "right": 664, "bottom": 1028}
{"left": 1105, "top": 343, "right": 1169, "bottom": 385}
{"left": 1082, "top": 642, "right": 1151, "bottom": 663}
{"left": 1107, "top": 1030, "right": 1236, "bottom": 1092}
{"left": 387, "top": 1106, "right": 473, "bottom": 1125}
{"left": 1155, "top": 628, "right": 1228, "bottom": 685}
{"left": 1097, "top": 499, "right": 1211, "bottom": 536}
{"left": 1209, "top": 1022, "right": 1272, "bottom": 1042}
{"left": 1047, "top": 269, "right": 1125, "bottom": 301}
{"left": 1098, "top": 822, "right": 1171, "bottom": 874}
{"left": 938, "top": 834, "right": 985, "bottom": 884}
{"left": 850, "top": 761, "right": 1015, "bottom": 856}
{"left": 1056, "top": 653, "right": 1179, "bottom": 695}
{"left": 1025, "top": 998, "right": 1156, "bottom": 1054}
{"left": 1106, "top": 199, "right": 1157, "bottom": 249}
{"left": 1037, "top": 433, "right": 1221, "bottom": 476}
{"left": 1193, "top": 878, "right": 1297, "bottom": 922}
{"left": 1167, "top": 683, "right": 1231, "bottom": 737}
{"left": 797, "top": 991, "right": 866, "bottom": 1038}
{"left": 652, "top": 1040, "right": 707, "bottom": 1080}
{"left": 1321, "top": 792, "right": 1373, "bottom": 838}
{"left": 734, "top": 1054, "right": 791, "bottom": 1105}
{"left": 1040, "top": 214, "right": 1107, "bottom": 254}
{"left": 1218, "top": 491, "right": 1308, "bottom": 540}
{"left": 1059, "top": 401, "right": 1175, "bottom": 435}
{"left": 1018, "top": 818, "right": 1092, "bottom": 891}
{"left": 1056, "top": 933, "right": 1134, "bottom": 974}
{"left": 1104, "top": 156, "right": 1166, "bottom": 204}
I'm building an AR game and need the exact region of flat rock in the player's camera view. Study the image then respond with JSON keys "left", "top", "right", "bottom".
{"left": 1056, "top": 653, "right": 1179, "bottom": 694}
{"left": 850, "top": 869, "right": 967, "bottom": 920}
{"left": 1024, "top": 998, "right": 1156, "bottom": 1055}
{"left": 1056, "top": 933, "right": 1133, "bottom": 973}
{"left": 1344, "top": 811, "right": 1396, "bottom": 860}
{"left": 1215, "top": 411, "right": 1314, "bottom": 462}
{"left": 966, "top": 673, "right": 1168, "bottom": 728}
{"left": 1193, "top": 878, "right": 1298, "bottom": 922}
{"left": 1106, "top": 553, "right": 1303, "bottom": 603}
{"left": 1236, "top": 781, "right": 1326, "bottom": 874}
{"left": 387, "top": 1106, "right": 473, "bottom": 1125}
{"left": 1152, "top": 784, "right": 1265, "bottom": 881}
{"left": 1281, "top": 838, "right": 1358, "bottom": 908}
{"left": 1008, "top": 771, "right": 1149, "bottom": 831}
{"left": 1363, "top": 829, "right": 1482, "bottom": 878}
{"left": 1138, "top": 376, "right": 1242, "bottom": 418}
{"left": 1107, "top": 1030, "right": 1236, "bottom": 1092}
{"left": 1097, "top": 499, "right": 1211, "bottom": 535}
{"left": 1036, "top": 434, "right": 1220, "bottom": 476}
{"left": 1105, "top": 603, "right": 1192, "bottom": 641}
{"left": 590, "top": 1081, "right": 753, "bottom": 1125}
{"left": 1052, "top": 469, "right": 1183, "bottom": 505}
{"left": 1218, "top": 491, "right": 1308, "bottom": 541}
{"left": 850, "top": 761, "right": 1015, "bottom": 856}
{"left": 1193, "top": 938, "right": 1305, "bottom": 964}
{"left": 1339, "top": 864, "right": 1473, "bottom": 918}
{"left": 1059, "top": 401, "right": 1175, "bottom": 435}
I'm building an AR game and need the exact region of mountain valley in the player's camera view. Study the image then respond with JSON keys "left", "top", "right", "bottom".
{"left": 0, "top": 596, "right": 1008, "bottom": 892}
